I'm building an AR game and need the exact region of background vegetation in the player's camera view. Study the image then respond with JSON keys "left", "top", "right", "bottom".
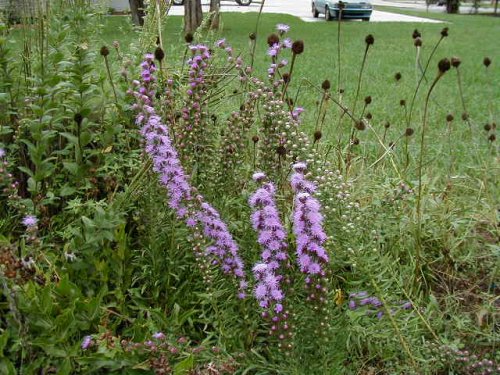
{"left": 0, "top": 1, "right": 498, "bottom": 374}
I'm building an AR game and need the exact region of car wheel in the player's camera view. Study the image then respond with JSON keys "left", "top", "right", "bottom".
{"left": 312, "top": 3, "right": 319, "bottom": 18}
{"left": 236, "top": 0, "right": 252, "bottom": 5}
{"left": 172, "top": 0, "right": 184, "bottom": 5}
{"left": 362, "top": 17, "right": 370, "bottom": 21}
{"left": 325, "top": 6, "right": 332, "bottom": 21}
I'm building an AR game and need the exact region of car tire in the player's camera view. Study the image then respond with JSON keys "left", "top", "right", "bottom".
{"left": 362, "top": 17, "right": 370, "bottom": 21}
{"left": 236, "top": 0, "right": 252, "bottom": 5}
{"left": 312, "top": 3, "right": 319, "bottom": 18}
{"left": 173, "top": 0, "right": 184, "bottom": 5}
{"left": 325, "top": 6, "right": 332, "bottom": 21}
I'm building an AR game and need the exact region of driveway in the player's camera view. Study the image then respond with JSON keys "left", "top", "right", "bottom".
{"left": 167, "top": 0, "right": 443, "bottom": 23}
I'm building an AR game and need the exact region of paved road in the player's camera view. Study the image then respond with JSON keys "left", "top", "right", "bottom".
{"left": 167, "top": 0, "right": 443, "bottom": 23}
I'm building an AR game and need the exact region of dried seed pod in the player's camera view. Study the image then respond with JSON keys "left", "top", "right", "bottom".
{"left": 355, "top": 120, "right": 366, "bottom": 131}
{"left": 267, "top": 33, "right": 280, "bottom": 47}
{"left": 364, "top": 96, "right": 372, "bottom": 105}
{"left": 412, "top": 29, "right": 421, "bottom": 39}
{"left": 394, "top": 72, "right": 402, "bottom": 81}
{"left": 100, "top": 46, "right": 110, "bottom": 57}
{"left": 440, "top": 27, "right": 449, "bottom": 37}
{"left": 446, "top": 114, "right": 454, "bottom": 122}
{"left": 414, "top": 37, "right": 422, "bottom": 47}
{"left": 321, "top": 80, "right": 331, "bottom": 91}
{"left": 252, "top": 135, "right": 259, "bottom": 143}
{"left": 451, "top": 56, "right": 461, "bottom": 68}
{"left": 314, "top": 130, "right": 322, "bottom": 141}
{"left": 438, "top": 58, "right": 451, "bottom": 73}
{"left": 184, "top": 33, "right": 194, "bottom": 43}
{"left": 483, "top": 57, "right": 491, "bottom": 67}
{"left": 405, "top": 128, "right": 414, "bottom": 137}
{"left": 365, "top": 34, "right": 375, "bottom": 46}
{"left": 249, "top": 32, "right": 256, "bottom": 40}
{"left": 292, "top": 40, "right": 305, "bottom": 55}
{"left": 154, "top": 47, "right": 165, "bottom": 62}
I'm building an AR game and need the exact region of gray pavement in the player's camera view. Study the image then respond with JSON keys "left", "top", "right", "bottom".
{"left": 166, "top": 0, "right": 443, "bottom": 23}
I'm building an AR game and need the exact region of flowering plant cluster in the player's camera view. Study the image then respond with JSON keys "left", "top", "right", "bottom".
{"left": 131, "top": 53, "right": 246, "bottom": 296}
{"left": 290, "top": 162, "right": 329, "bottom": 302}
{"left": 348, "top": 291, "right": 413, "bottom": 319}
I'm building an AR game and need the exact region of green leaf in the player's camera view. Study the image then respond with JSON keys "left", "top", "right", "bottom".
{"left": 0, "top": 330, "right": 8, "bottom": 355}
{"left": 173, "top": 355, "right": 194, "bottom": 375}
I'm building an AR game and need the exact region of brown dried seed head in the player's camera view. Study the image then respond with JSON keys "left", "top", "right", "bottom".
{"left": 365, "top": 34, "right": 375, "bottom": 46}
{"left": 412, "top": 29, "right": 421, "bottom": 39}
{"left": 100, "top": 46, "right": 110, "bottom": 57}
{"left": 488, "top": 134, "right": 496, "bottom": 142}
{"left": 395, "top": 72, "right": 402, "bottom": 81}
{"left": 355, "top": 120, "right": 366, "bottom": 131}
{"left": 292, "top": 40, "right": 305, "bottom": 55}
{"left": 276, "top": 145, "right": 287, "bottom": 156}
{"left": 484, "top": 124, "right": 491, "bottom": 131}
{"left": 267, "top": 33, "right": 280, "bottom": 47}
{"left": 461, "top": 112, "right": 469, "bottom": 121}
{"left": 440, "top": 27, "right": 449, "bottom": 37}
{"left": 438, "top": 58, "right": 451, "bottom": 73}
{"left": 185, "top": 33, "right": 194, "bottom": 43}
{"left": 446, "top": 114, "right": 454, "bottom": 122}
{"left": 366, "top": 112, "right": 372, "bottom": 120}
{"left": 74, "top": 113, "right": 83, "bottom": 125}
{"left": 384, "top": 121, "right": 391, "bottom": 129}
{"left": 451, "top": 56, "right": 461, "bottom": 68}
{"left": 154, "top": 47, "right": 165, "bottom": 62}
{"left": 364, "top": 96, "right": 372, "bottom": 105}
{"left": 249, "top": 32, "right": 256, "bottom": 41}
{"left": 405, "top": 128, "right": 414, "bottom": 137}
{"left": 414, "top": 37, "right": 422, "bottom": 47}
{"left": 352, "top": 138, "right": 360, "bottom": 145}
{"left": 400, "top": 99, "right": 406, "bottom": 106}
{"left": 483, "top": 57, "right": 491, "bottom": 67}
{"left": 321, "top": 80, "right": 331, "bottom": 91}
{"left": 314, "top": 130, "right": 322, "bottom": 141}
{"left": 282, "top": 73, "right": 291, "bottom": 83}
{"left": 252, "top": 135, "right": 259, "bottom": 143}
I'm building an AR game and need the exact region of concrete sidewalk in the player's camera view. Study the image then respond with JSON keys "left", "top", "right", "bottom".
{"left": 166, "top": 0, "right": 443, "bottom": 23}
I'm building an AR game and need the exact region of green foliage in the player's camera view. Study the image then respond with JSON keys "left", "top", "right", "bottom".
{"left": 0, "top": 3, "right": 498, "bottom": 374}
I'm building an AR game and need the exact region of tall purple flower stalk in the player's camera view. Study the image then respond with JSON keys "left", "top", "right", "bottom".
{"left": 249, "top": 173, "right": 289, "bottom": 313}
{"left": 290, "top": 162, "right": 329, "bottom": 301}
{"left": 131, "top": 54, "right": 246, "bottom": 296}
{"left": 249, "top": 172, "right": 292, "bottom": 340}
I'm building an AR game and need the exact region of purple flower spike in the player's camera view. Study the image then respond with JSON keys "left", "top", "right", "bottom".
{"left": 291, "top": 164, "right": 329, "bottom": 291}
{"left": 249, "top": 173, "right": 288, "bottom": 319}
{"left": 131, "top": 54, "right": 247, "bottom": 298}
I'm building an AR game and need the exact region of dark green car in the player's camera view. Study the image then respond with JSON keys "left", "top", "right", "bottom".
{"left": 312, "top": 0, "right": 372, "bottom": 21}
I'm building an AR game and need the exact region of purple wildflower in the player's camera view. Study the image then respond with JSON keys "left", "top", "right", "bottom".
{"left": 282, "top": 38, "right": 293, "bottom": 49}
{"left": 81, "top": 335, "right": 93, "bottom": 350}
{"left": 153, "top": 332, "right": 166, "bottom": 340}
{"left": 131, "top": 54, "right": 247, "bottom": 297}
{"left": 215, "top": 38, "right": 226, "bottom": 48}
{"left": 196, "top": 198, "right": 247, "bottom": 295}
{"left": 267, "top": 43, "right": 280, "bottom": 57}
{"left": 249, "top": 172, "right": 289, "bottom": 320}
{"left": 276, "top": 23, "right": 290, "bottom": 35}
{"left": 0, "top": 148, "right": 5, "bottom": 158}
{"left": 22, "top": 215, "right": 38, "bottom": 228}
{"left": 291, "top": 163, "right": 329, "bottom": 290}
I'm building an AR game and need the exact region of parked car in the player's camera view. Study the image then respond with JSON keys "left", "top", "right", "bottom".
{"left": 173, "top": 0, "right": 252, "bottom": 5}
{"left": 312, "top": 0, "right": 372, "bottom": 21}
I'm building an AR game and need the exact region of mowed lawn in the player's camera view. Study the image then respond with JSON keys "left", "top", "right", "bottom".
{"left": 100, "top": 11, "right": 499, "bottom": 173}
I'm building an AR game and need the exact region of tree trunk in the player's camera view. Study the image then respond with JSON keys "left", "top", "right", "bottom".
{"left": 209, "top": 0, "right": 221, "bottom": 30}
{"left": 184, "top": 0, "right": 203, "bottom": 34}
{"left": 129, "top": 0, "right": 145, "bottom": 26}
{"left": 495, "top": 0, "right": 499, "bottom": 16}
{"left": 446, "top": 0, "right": 459, "bottom": 14}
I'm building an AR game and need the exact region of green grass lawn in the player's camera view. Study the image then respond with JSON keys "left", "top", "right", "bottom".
{"left": 101, "top": 10, "right": 499, "bottom": 177}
